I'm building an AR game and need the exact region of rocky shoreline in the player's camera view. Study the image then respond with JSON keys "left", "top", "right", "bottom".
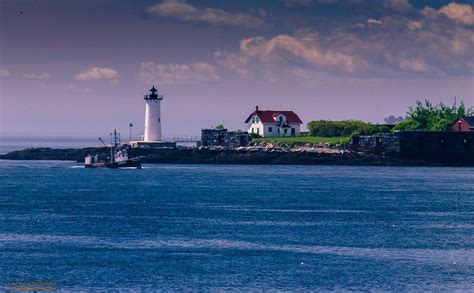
{"left": 0, "top": 144, "right": 433, "bottom": 166}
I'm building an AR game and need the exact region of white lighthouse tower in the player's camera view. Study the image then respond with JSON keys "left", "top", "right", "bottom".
{"left": 129, "top": 86, "right": 175, "bottom": 149}
{"left": 144, "top": 86, "right": 163, "bottom": 142}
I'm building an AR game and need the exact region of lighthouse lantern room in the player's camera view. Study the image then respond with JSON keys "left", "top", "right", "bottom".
{"left": 144, "top": 86, "right": 163, "bottom": 142}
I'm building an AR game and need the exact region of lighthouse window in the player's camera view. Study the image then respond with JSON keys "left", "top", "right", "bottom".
{"left": 158, "top": 118, "right": 160, "bottom": 122}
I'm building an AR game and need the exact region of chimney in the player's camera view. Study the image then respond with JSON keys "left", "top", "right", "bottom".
{"left": 256, "top": 105, "right": 259, "bottom": 112}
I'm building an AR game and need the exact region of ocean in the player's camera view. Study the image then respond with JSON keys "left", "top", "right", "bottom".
{"left": 0, "top": 160, "right": 473, "bottom": 291}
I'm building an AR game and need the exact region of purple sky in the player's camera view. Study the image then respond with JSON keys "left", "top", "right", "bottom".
{"left": 1, "top": 0, "right": 473, "bottom": 138}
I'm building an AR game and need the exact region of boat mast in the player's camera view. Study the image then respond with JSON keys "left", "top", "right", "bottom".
{"left": 109, "top": 129, "right": 121, "bottom": 163}
{"left": 109, "top": 132, "right": 114, "bottom": 163}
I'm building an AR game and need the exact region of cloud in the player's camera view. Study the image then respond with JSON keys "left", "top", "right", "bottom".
{"left": 146, "top": 0, "right": 264, "bottom": 28}
{"left": 290, "top": 67, "right": 313, "bottom": 79}
{"left": 371, "top": 11, "right": 474, "bottom": 75}
{"left": 407, "top": 20, "right": 423, "bottom": 30}
{"left": 139, "top": 61, "right": 220, "bottom": 85}
{"left": 282, "top": 0, "right": 338, "bottom": 6}
{"left": 398, "top": 58, "right": 433, "bottom": 73}
{"left": 367, "top": 18, "right": 383, "bottom": 26}
{"left": 344, "top": 3, "right": 474, "bottom": 76}
{"left": 74, "top": 67, "right": 119, "bottom": 81}
{"left": 216, "top": 33, "right": 363, "bottom": 78}
{"left": 23, "top": 73, "right": 51, "bottom": 80}
{"left": 210, "top": 1, "right": 473, "bottom": 81}
{"left": 439, "top": 2, "right": 474, "bottom": 26}
{"left": 283, "top": 0, "right": 314, "bottom": 7}
{"left": 353, "top": 22, "right": 366, "bottom": 29}
{"left": 214, "top": 50, "right": 249, "bottom": 77}
{"left": 385, "top": 0, "right": 413, "bottom": 12}
{"left": 67, "top": 83, "right": 92, "bottom": 93}
{"left": 0, "top": 68, "right": 10, "bottom": 77}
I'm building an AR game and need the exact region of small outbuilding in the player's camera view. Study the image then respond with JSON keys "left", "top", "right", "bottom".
{"left": 201, "top": 128, "right": 251, "bottom": 147}
{"left": 452, "top": 116, "right": 474, "bottom": 132}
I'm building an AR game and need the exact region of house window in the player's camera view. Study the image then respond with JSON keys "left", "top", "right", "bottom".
{"left": 257, "top": 128, "right": 260, "bottom": 134}
{"left": 269, "top": 127, "right": 273, "bottom": 133}
{"left": 251, "top": 128, "right": 254, "bottom": 133}
{"left": 279, "top": 116, "right": 283, "bottom": 123}
{"left": 291, "top": 128, "right": 295, "bottom": 135}
{"left": 284, "top": 129, "right": 288, "bottom": 134}
{"left": 252, "top": 117, "right": 255, "bottom": 123}
{"left": 158, "top": 118, "right": 160, "bottom": 123}
{"left": 277, "top": 128, "right": 280, "bottom": 133}
{"left": 256, "top": 117, "right": 259, "bottom": 123}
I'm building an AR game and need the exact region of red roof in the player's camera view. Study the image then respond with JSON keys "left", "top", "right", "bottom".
{"left": 245, "top": 110, "right": 303, "bottom": 124}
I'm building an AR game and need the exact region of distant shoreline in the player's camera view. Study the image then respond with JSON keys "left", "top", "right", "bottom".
{"left": 1, "top": 147, "right": 472, "bottom": 167}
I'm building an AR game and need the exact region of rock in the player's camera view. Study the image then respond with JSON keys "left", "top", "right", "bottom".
{"left": 0, "top": 146, "right": 443, "bottom": 166}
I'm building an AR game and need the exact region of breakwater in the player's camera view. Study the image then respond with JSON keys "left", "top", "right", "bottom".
{"left": 0, "top": 146, "right": 446, "bottom": 166}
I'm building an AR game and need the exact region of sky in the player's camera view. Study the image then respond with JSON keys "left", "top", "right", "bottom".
{"left": 0, "top": 0, "right": 473, "bottom": 138}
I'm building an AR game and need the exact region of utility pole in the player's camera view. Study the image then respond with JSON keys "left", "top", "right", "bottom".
{"left": 129, "top": 122, "right": 133, "bottom": 141}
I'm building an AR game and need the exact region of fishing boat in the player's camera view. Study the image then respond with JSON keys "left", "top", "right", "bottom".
{"left": 85, "top": 129, "right": 143, "bottom": 169}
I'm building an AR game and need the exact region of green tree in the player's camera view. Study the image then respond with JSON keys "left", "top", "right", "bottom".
{"left": 394, "top": 99, "right": 473, "bottom": 131}
{"left": 215, "top": 124, "right": 225, "bottom": 130}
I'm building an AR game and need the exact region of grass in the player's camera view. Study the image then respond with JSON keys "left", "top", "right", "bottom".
{"left": 256, "top": 136, "right": 351, "bottom": 146}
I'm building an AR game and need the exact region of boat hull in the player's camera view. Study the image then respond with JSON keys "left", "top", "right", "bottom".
{"left": 85, "top": 159, "right": 142, "bottom": 169}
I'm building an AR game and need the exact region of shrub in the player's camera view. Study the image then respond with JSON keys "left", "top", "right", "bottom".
{"left": 249, "top": 133, "right": 262, "bottom": 139}
{"left": 307, "top": 120, "right": 388, "bottom": 137}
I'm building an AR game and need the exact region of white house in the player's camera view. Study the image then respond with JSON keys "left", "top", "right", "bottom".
{"left": 245, "top": 106, "right": 303, "bottom": 137}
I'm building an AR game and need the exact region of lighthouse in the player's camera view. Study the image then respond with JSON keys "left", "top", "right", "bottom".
{"left": 129, "top": 86, "right": 175, "bottom": 149}
{"left": 144, "top": 86, "right": 163, "bottom": 142}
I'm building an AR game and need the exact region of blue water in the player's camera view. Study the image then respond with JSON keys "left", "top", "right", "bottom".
{"left": 1, "top": 161, "right": 473, "bottom": 291}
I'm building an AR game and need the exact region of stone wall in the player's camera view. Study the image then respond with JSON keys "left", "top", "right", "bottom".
{"left": 352, "top": 133, "right": 400, "bottom": 154}
{"left": 201, "top": 129, "right": 251, "bottom": 147}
